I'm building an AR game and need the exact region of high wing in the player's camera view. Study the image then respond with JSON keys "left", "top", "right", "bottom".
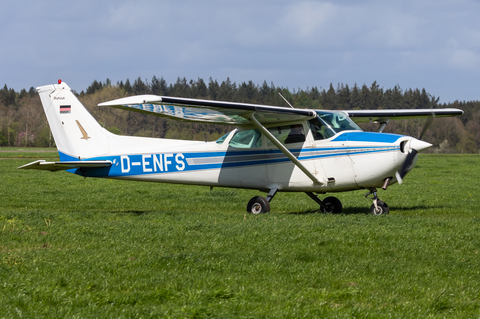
{"left": 98, "top": 95, "right": 317, "bottom": 125}
{"left": 18, "top": 160, "right": 112, "bottom": 172}
{"left": 99, "top": 96, "right": 463, "bottom": 126}
{"left": 343, "top": 109, "right": 464, "bottom": 123}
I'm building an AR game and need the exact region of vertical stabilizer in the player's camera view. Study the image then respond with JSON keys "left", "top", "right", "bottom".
{"left": 37, "top": 81, "right": 112, "bottom": 160}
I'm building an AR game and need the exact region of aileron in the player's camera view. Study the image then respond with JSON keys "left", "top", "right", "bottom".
{"left": 345, "top": 108, "right": 464, "bottom": 123}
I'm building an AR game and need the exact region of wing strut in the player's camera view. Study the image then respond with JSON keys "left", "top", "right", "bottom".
{"left": 248, "top": 114, "right": 326, "bottom": 187}
{"left": 376, "top": 120, "right": 390, "bottom": 133}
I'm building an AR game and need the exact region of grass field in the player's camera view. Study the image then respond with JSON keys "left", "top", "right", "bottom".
{"left": 1, "top": 149, "right": 480, "bottom": 318}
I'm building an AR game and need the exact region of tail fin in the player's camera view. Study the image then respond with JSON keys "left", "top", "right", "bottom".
{"left": 37, "top": 81, "right": 112, "bottom": 160}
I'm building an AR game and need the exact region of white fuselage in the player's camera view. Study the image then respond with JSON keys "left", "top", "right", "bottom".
{"left": 34, "top": 81, "right": 425, "bottom": 195}
{"left": 71, "top": 127, "right": 414, "bottom": 194}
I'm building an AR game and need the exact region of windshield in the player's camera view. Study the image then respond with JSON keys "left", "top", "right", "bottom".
{"left": 314, "top": 111, "right": 362, "bottom": 137}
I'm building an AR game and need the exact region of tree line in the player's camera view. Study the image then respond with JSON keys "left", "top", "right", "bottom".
{"left": 0, "top": 77, "right": 478, "bottom": 153}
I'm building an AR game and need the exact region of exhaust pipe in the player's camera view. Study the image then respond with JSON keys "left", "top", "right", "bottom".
{"left": 382, "top": 177, "right": 392, "bottom": 190}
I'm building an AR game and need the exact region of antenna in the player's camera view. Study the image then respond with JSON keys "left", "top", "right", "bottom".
{"left": 278, "top": 92, "right": 295, "bottom": 109}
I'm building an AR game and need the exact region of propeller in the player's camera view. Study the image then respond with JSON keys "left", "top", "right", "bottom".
{"left": 395, "top": 149, "right": 418, "bottom": 184}
{"left": 418, "top": 117, "right": 433, "bottom": 140}
{"left": 395, "top": 115, "right": 435, "bottom": 185}
{"left": 395, "top": 139, "right": 432, "bottom": 185}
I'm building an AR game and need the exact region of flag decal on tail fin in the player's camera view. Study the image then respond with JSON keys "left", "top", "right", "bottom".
{"left": 60, "top": 105, "right": 71, "bottom": 114}
{"left": 76, "top": 120, "right": 90, "bottom": 140}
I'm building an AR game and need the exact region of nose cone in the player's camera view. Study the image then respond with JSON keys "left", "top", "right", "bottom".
{"left": 409, "top": 138, "right": 432, "bottom": 153}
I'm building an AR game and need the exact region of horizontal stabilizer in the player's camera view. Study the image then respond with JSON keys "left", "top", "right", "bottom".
{"left": 18, "top": 160, "right": 112, "bottom": 172}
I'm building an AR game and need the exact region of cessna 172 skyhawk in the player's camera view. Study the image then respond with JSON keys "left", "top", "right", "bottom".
{"left": 19, "top": 81, "right": 463, "bottom": 215}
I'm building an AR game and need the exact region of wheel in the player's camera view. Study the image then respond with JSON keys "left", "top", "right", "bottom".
{"left": 370, "top": 200, "right": 389, "bottom": 215}
{"left": 247, "top": 196, "right": 270, "bottom": 214}
{"left": 322, "top": 196, "right": 342, "bottom": 214}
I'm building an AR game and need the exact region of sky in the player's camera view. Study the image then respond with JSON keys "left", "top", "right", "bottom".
{"left": 1, "top": 0, "right": 480, "bottom": 103}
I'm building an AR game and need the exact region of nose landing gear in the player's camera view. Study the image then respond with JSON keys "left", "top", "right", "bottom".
{"left": 365, "top": 189, "right": 389, "bottom": 215}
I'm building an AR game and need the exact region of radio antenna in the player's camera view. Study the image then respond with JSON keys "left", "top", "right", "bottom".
{"left": 278, "top": 92, "right": 295, "bottom": 109}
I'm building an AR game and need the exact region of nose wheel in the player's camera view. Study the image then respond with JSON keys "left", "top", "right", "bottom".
{"left": 365, "top": 189, "right": 389, "bottom": 215}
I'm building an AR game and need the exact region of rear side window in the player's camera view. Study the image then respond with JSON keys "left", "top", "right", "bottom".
{"left": 229, "top": 129, "right": 262, "bottom": 148}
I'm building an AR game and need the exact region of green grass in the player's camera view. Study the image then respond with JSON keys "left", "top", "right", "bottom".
{"left": 0, "top": 147, "right": 59, "bottom": 159}
{"left": 1, "top": 151, "right": 480, "bottom": 318}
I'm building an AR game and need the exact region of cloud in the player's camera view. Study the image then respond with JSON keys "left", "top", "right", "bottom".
{"left": 282, "top": 2, "right": 337, "bottom": 39}
{"left": 448, "top": 49, "right": 480, "bottom": 69}
{"left": 2, "top": 0, "right": 480, "bottom": 101}
{"left": 278, "top": 1, "right": 424, "bottom": 50}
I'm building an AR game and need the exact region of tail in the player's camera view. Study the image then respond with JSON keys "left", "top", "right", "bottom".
{"left": 37, "top": 81, "right": 112, "bottom": 161}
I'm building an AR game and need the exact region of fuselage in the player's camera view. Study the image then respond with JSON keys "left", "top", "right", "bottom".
{"left": 69, "top": 110, "right": 426, "bottom": 194}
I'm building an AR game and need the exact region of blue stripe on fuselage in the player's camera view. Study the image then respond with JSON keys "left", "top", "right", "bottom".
{"left": 332, "top": 132, "right": 403, "bottom": 143}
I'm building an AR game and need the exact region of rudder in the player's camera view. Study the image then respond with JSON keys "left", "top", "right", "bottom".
{"left": 37, "top": 81, "right": 112, "bottom": 160}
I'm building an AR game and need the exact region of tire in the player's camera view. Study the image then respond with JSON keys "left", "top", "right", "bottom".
{"left": 370, "top": 200, "right": 389, "bottom": 215}
{"left": 247, "top": 196, "right": 270, "bottom": 214}
{"left": 322, "top": 196, "right": 343, "bottom": 214}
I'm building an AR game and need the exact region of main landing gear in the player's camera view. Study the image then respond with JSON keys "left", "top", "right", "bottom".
{"left": 247, "top": 190, "right": 344, "bottom": 214}
{"left": 247, "top": 189, "right": 389, "bottom": 215}
{"left": 305, "top": 192, "right": 343, "bottom": 214}
{"left": 365, "top": 189, "right": 389, "bottom": 215}
{"left": 246, "top": 189, "right": 277, "bottom": 214}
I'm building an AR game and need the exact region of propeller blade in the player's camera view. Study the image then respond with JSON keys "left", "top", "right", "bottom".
{"left": 395, "top": 171, "right": 403, "bottom": 185}
{"left": 418, "top": 117, "right": 433, "bottom": 140}
{"left": 396, "top": 149, "right": 418, "bottom": 184}
{"left": 396, "top": 138, "right": 431, "bottom": 185}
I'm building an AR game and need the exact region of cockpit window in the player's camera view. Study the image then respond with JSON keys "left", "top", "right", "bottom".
{"left": 309, "top": 117, "right": 335, "bottom": 140}
{"left": 312, "top": 111, "right": 362, "bottom": 137}
{"left": 229, "top": 129, "right": 262, "bottom": 148}
{"left": 266, "top": 124, "right": 306, "bottom": 146}
{"left": 216, "top": 132, "right": 230, "bottom": 144}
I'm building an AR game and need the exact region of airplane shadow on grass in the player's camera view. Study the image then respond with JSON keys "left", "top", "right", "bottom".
{"left": 107, "top": 210, "right": 149, "bottom": 215}
{"left": 288, "top": 207, "right": 368, "bottom": 215}
{"left": 287, "top": 205, "right": 448, "bottom": 215}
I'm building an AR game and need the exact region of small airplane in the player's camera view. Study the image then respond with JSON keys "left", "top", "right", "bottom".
{"left": 19, "top": 80, "right": 463, "bottom": 215}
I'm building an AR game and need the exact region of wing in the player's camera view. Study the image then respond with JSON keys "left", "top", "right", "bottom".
{"left": 18, "top": 160, "right": 112, "bottom": 172}
{"left": 343, "top": 109, "right": 464, "bottom": 123}
{"left": 98, "top": 95, "right": 317, "bottom": 125}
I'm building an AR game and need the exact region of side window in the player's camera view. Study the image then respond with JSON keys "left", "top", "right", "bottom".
{"left": 266, "top": 124, "right": 305, "bottom": 146}
{"left": 308, "top": 117, "right": 334, "bottom": 140}
{"left": 229, "top": 129, "right": 262, "bottom": 148}
{"left": 216, "top": 132, "right": 230, "bottom": 145}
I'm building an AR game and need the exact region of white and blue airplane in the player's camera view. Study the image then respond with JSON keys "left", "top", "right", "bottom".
{"left": 19, "top": 80, "right": 463, "bottom": 215}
